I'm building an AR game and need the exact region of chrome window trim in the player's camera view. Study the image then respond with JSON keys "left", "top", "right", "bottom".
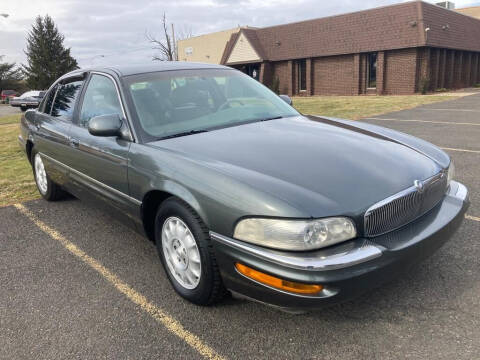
{"left": 209, "top": 231, "right": 383, "bottom": 271}
{"left": 48, "top": 83, "right": 60, "bottom": 116}
{"left": 88, "top": 71, "right": 138, "bottom": 143}
{"left": 40, "top": 152, "right": 142, "bottom": 206}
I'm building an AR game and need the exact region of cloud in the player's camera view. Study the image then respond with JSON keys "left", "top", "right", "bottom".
{"left": 0, "top": 0, "right": 477, "bottom": 68}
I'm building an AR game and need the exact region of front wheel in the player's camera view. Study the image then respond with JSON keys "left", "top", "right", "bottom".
{"left": 155, "top": 198, "right": 226, "bottom": 305}
{"left": 32, "top": 151, "right": 65, "bottom": 201}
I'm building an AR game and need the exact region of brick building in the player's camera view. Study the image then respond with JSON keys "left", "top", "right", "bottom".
{"left": 218, "top": 1, "right": 480, "bottom": 96}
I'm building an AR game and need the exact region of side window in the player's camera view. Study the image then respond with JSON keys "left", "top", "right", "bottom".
{"left": 41, "top": 85, "right": 58, "bottom": 114}
{"left": 79, "top": 74, "right": 123, "bottom": 128}
{"left": 51, "top": 80, "right": 84, "bottom": 121}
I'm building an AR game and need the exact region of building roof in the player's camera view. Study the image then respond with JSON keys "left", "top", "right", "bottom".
{"left": 221, "top": 1, "right": 480, "bottom": 65}
{"left": 220, "top": 28, "right": 266, "bottom": 65}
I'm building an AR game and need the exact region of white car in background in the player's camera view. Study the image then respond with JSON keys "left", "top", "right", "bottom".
{"left": 10, "top": 90, "right": 46, "bottom": 111}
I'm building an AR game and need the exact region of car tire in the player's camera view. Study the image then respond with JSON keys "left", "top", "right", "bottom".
{"left": 20, "top": 106, "right": 27, "bottom": 112}
{"left": 31, "top": 150, "right": 65, "bottom": 201}
{"left": 155, "top": 198, "right": 227, "bottom": 305}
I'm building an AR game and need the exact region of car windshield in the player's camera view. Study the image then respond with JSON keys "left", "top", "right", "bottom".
{"left": 124, "top": 69, "right": 298, "bottom": 141}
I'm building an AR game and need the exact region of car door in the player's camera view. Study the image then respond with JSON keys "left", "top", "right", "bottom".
{"left": 67, "top": 72, "right": 138, "bottom": 223}
{"left": 33, "top": 77, "right": 85, "bottom": 186}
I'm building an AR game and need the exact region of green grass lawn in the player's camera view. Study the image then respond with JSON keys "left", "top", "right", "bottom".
{"left": 0, "top": 93, "right": 459, "bottom": 207}
{"left": 292, "top": 95, "right": 457, "bottom": 120}
{"left": 0, "top": 113, "right": 24, "bottom": 125}
{"left": 0, "top": 114, "right": 39, "bottom": 207}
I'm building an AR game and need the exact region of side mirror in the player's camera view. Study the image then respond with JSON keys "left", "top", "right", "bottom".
{"left": 88, "top": 114, "right": 123, "bottom": 137}
{"left": 279, "top": 94, "right": 292, "bottom": 106}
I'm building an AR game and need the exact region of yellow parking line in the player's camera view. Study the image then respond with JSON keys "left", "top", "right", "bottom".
{"left": 366, "top": 117, "right": 480, "bottom": 126}
{"left": 440, "top": 147, "right": 480, "bottom": 154}
{"left": 466, "top": 215, "right": 480, "bottom": 222}
{"left": 13, "top": 203, "right": 225, "bottom": 360}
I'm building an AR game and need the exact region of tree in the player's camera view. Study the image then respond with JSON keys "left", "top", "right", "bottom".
{"left": 23, "top": 15, "right": 78, "bottom": 89}
{"left": 147, "top": 13, "right": 193, "bottom": 61}
{"left": 0, "top": 56, "right": 23, "bottom": 93}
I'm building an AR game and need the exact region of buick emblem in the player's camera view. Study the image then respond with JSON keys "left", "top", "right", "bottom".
{"left": 414, "top": 180, "right": 425, "bottom": 193}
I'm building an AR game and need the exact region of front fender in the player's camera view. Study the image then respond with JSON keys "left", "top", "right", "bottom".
{"left": 128, "top": 143, "right": 309, "bottom": 236}
{"left": 150, "top": 178, "right": 208, "bottom": 226}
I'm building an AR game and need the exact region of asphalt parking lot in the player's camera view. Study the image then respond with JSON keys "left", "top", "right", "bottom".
{"left": 0, "top": 104, "right": 21, "bottom": 116}
{"left": 1, "top": 95, "right": 479, "bottom": 359}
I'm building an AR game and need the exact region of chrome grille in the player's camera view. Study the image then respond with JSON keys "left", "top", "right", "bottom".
{"left": 364, "top": 171, "right": 448, "bottom": 237}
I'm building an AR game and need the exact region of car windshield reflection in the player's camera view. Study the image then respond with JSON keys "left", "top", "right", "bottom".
{"left": 124, "top": 69, "right": 298, "bottom": 142}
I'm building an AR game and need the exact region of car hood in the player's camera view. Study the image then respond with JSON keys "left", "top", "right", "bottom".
{"left": 148, "top": 116, "right": 446, "bottom": 218}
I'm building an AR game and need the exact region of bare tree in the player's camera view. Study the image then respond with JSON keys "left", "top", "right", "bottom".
{"left": 147, "top": 13, "right": 192, "bottom": 61}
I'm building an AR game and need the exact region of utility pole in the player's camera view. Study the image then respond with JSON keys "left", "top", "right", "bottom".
{"left": 171, "top": 23, "right": 176, "bottom": 61}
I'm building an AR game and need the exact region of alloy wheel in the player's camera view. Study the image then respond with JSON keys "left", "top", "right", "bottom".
{"left": 161, "top": 216, "right": 202, "bottom": 289}
{"left": 34, "top": 153, "right": 48, "bottom": 195}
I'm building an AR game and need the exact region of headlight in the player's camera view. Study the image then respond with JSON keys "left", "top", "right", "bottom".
{"left": 233, "top": 217, "right": 357, "bottom": 251}
{"left": 447, "top": 161, "right": 455, "bottom": 186}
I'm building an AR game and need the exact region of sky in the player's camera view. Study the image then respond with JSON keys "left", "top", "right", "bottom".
{"left": 0, "top": 0, "right": 479, "bottom": 68}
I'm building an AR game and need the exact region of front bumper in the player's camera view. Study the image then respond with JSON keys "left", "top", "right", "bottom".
{"left": 211, "top": 181, "right": 469, "bottom": 310}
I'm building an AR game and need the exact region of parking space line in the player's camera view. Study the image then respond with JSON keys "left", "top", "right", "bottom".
{"left": 13, "top": 203, "right": 225, "bottom": 360}
{"left": 421, "top": 108, "right": 480, "bottom": 113}
{"left": 440, "top": 147, "right": 480, "bottom": 154}
{"left": 365, "top": 118, "right": 480, "bottom": 126}
{"left": 466, "top": 215, "right": 480, "bottom": 222}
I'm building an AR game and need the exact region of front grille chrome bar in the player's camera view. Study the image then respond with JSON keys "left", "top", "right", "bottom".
{"left": 364, "top": 171, "right": 448, "bottom": 237}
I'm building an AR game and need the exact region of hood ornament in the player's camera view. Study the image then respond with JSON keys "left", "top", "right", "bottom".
{"left": 414, "top": 180, "right": 425, "bottom": 193}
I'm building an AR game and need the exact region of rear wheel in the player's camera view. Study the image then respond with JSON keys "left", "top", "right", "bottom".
{"left": 155, "top": 198, "right": 226, "bottom": 305}
{"left": 32, "top": 151, "right": 65, "bottom": 201}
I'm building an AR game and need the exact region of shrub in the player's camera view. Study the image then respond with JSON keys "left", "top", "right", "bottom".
{"left": 474, "top": 83, "right": 480, "bottom": 88}
{"left": 270, "top": 76, "right": 280, "bottom": 94}
{"left": 435, "top": 88, "right": 448, "bottom": 93}
{"left": 419, "top": 78, "right": 430, "bottom": 95}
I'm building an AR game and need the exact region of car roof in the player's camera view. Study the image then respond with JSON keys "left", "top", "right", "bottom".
{"left": 64, "top": 62, "right": 232, "bottom": 78}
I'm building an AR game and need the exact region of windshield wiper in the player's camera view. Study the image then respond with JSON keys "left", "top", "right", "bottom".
{"left": 258, "top": 116, "right": 283, "bottom": 122}
{"left": 157, "top": 129, "right": 208, "bottom": 140}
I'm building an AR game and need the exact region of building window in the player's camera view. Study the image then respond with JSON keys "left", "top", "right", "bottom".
{"left": 241, "top": 64, "right": 259, "bottom": 80}
{"left": 297, "top": 59, "right": 307, "bottom": 91}
{"left": 367, "top": 53, "right": 377, "bottom": 88}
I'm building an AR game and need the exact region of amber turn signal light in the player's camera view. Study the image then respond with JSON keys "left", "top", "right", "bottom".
{"left": 235, "top": 263, "right": 323, "bottom": 295}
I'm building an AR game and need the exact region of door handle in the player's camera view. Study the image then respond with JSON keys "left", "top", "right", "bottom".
{"left": 69, "top": 137, "right": 80, "bottom": 148}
